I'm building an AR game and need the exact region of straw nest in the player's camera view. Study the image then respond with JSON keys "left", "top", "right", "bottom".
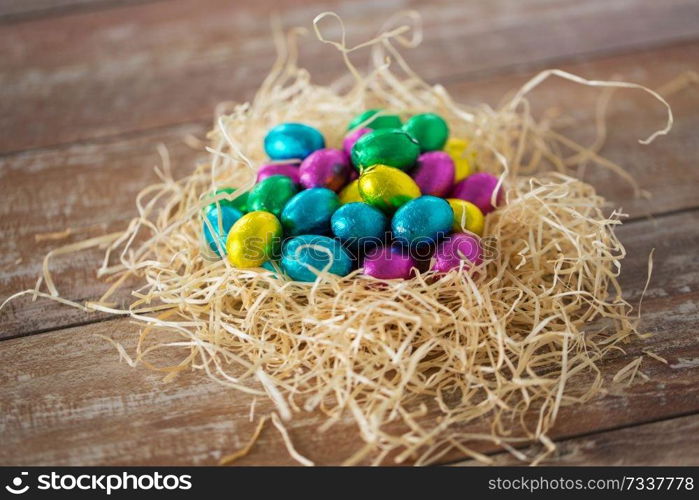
{"left": 14, "top": 12, "right": 674, "bottom": 465}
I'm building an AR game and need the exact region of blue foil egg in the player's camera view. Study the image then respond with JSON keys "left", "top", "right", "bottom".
{"left": 203, "top": 203, "right": 243, "bottom": 257}
{"left": 281, "top": 235, "right": 353, "bottom": 282}
{"left": 391, "top": 196, "right": 454, "bottom": 247}
{"left": 331, "top": 202, "right": 387, "bottom": 250}
{"left": 281, "top": 188, "right": 340, "bottom": 236}
{"left": 264, "top": 123, "right": 325, "bottom": 160}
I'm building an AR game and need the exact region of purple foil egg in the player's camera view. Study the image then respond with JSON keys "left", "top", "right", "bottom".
{"left": 449, "top": 172, "right": 503, "bottom": 214}
{"left": 432, "top": 232, "right": 483, "bottom": 273}
{"left": 343, "top": 127, "right": 371, "bottom": 158}
{"left": 299, "top": 148, "right": 352, "bottom": 192}
{"left": 363, "top": 246, "right": 416, "bottom": 280}
{"left": 257, "top": 163, "right": 300, "bottom": 184}
{"left": 411, "top": 151, "right": 455, "bottom": 197}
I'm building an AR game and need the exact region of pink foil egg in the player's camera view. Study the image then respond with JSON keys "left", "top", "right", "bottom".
{"left": 363, "top": 246, "right": 417, "bottom": 280}
{"left": 449, "top": 172, "right": 503, "bottom": 214}
{"left": 299, "top": 148, "right": 352, "bottom": 192}
{"left": 257, "top": 163, "right": 300, "bottom": 184}
{"left": 411, "top": 151, "right": 455, "bottom": 197}
{"left": 431, "top": 232, "right": 483, "bottom": 273}
{"left": 343, "top": 127, "right": 371, "bottom": 158}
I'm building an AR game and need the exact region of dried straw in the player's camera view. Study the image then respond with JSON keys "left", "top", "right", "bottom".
{"left": 6, "top": 11, "right": 673, "bottom": 465}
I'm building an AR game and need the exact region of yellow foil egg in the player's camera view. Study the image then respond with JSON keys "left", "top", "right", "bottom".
{"left": 444, "top": 138, "right": 474, "bottom": 182}
{"left": 447, "top": 198, "right": 485, "bottom": 236}
{"left": 358, "top": 165, "right": 421, "bottom": 213}
{"left": 226, "top": 211, "right": 282, "bottom": 268}
{"left": 339, "top": 179, "right": 362, "bottom": 204}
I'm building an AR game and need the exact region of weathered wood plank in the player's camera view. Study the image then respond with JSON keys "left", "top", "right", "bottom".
{"left": 0, "top": 1, "right": 154, "bottom": 22}
{"left": 453, "top": 413, "right": 699, "bottom": 466}
{"left": 1, "top": 41, "right": 697, "bottom": 338}
{"left": 0, "top": 209, "right": 697, "bottom": 465}
{"left": 2, "top": 0, "right": 699, "bottom": 152}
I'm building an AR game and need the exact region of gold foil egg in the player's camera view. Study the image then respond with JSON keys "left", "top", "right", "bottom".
{"left": 358, "top": 164, "right": 421, "bottom": 213}
{"left": 447, "top": 198, "right": 484, "bottom": 236}
{"left": 226, "top": 211, "right": 282, "bottom": 268}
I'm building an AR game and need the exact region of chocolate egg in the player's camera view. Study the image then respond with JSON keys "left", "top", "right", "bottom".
{"left": 299, "top": 148, "right": 351, "bottom": 192}
{"left": 411, "top": 151, "right": 455, "bottom": 197}
{"left": 403, "top": 113, "right": 449, "bottom": 151}
{"left": 343, "top": 127, "right": 371, "bottom": 158}
{"left": 450, "top": 172, "right": 503, "bottom": 214}
{"left": 331, "top": 202, "right": 388, "bottom": 250}
{"left": 432, "top": 232, "right": 483, "bottom": 272}
{"left": 281, "top": 187, "right": 340, "bottom": 236}
{"left": 202, "top": 202, "right": 243, "bottom": 257}
{"left": 281, "top": 235, "right": 353, "bottom": 282}
{"left": 264, "top": 123, "right": 325, "bottom": 160}
{"left": 358, "top": 164, "right": 421, "bottom": 213}
{"left": 391, "top": 196, "right": 453, "bottom": 247}
{"left": 207, "top": 187, "right": 248, "bottom": 212}
{"left": 444, "top": 138, "right": 474, "bottom": 182}
{"left": 351, "top": 129, "right": 420, "bottom": 172}
{"left": 363, "top": 245, "right": 417, "bottom": 280}
{"left": 247, "top": 175, "right": 298, "bottom": 217}
{"left": 347, "top": 109, "right": 402, "bottom": 131}
{"left": 338, "top": 179, "right": 362, "bottom": 204}
{"left": 226, "top": 211, "right": 282, "bottom": 268}
{"left": 257, "top": 163, "right": 300, "bottom": 184}
{"left": 447, "top": 198, "right": 484, "bottom": 236}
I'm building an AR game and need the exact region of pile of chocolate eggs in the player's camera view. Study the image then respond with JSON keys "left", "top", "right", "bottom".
{"left": 202, "top": 110, "right": 503, "bottom": 282}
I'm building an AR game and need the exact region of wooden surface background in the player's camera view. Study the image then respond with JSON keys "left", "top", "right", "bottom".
{"left": 1, "top": 0, "right": 698, "bottom": 466}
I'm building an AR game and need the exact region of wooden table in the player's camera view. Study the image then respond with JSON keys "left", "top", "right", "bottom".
{"left": 1, "top": 0, "right": 698, "bottom": 466}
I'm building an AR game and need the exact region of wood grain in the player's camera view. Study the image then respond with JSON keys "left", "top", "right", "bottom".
{"left": 0, "top": 1, "right": 155, "bottom": 22}
{"left": 453, "top": 413, "right": 699, "bottom": 466}
{"left": 2, "top": 0, "right": 699, "bottom": 153}
{"left": 1, "top": 209, "right": 697, "bottom": 465}
{"left": 2, "top": 40, "right": 697, "bottom": 339}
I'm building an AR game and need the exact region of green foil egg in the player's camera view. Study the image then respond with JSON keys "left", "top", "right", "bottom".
{"left": 403, "top": 113, "right": 449, "bottom": 152}
{"left": 207, "top": 187, "right": 248, "bottom": 213}
{"left": 246, "top": 175, "right": 298, "bottom": 218}
{"left": 358, "top": 164, "right": 421, "bottom": 213}
{"left": 347, "top": 109, "right": 402, "bottom": 131}
{"left": 351, "top": 128, "right": 420, "bottom": 172}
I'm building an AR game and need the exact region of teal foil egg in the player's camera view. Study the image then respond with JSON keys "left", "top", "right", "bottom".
{"left": 202, "top": 203, "right": 243, "bottom": 257}
{"left": 391, "top": 196, "right": 454, "bottom": 247}
{"left": 281, "top": 235, "right": 353, "bottom": 282}
{"left": 264, "top": 123, "right": 325, "bottom": 160}
{"left": 331, "top": 202, "right": 387, "bottom": 250}
{"left": 247, "top": 175, "right": 298, "bottom": 218}
{"left": 281, "top": 188, "right": 340, "bottom": 236}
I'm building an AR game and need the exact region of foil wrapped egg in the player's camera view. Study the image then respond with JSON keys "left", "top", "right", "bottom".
{"left": 264, "top": 123, "right": 325, "bottom": 160}
{"left": 226, "top": 211, "right": 282, "bottom": 268}
{"left": 403, "top": 113, "right": 449, "bottom": 152}
{"left": 343, "top": 127, "right": 371, "bottom": 158}
{"left": 363, "top": 245, "right": 417, "bottom": 280}
{"left": 281, "top": 234, "right": 353, "bottom": 282}
{"left": 391, "top": 196, "right": 453, "bottom": 247}
{"left": 202, "top": 202, "right": 243, "bottom": 257}
{"left": 281, "top": 187, "right": 341, "bottom": 236}
{"left": 207, "top": 187, "right": 248, "bottom": 213}
{"left": 246, "top": 175, "right": 298, "bottom": 218}
{"left": 331, "top": 202, "right": 388, "bottom": 250}
{"left": 444, "top": 138, "right": 474, "bottom": 182}
{"left": 411, "top": 151, "right": 455, "bottom": 197}
{"left": 450, "top": 172, "right": 503, "bottom": 215}
{"left": 447, "top": 198, "right": 484, "bottom": 236}
{"left": 257, "top": 163, "right": 300, "bottom": 184}
{"left": 299, "top": 148, "right": 351, "bottom": 192}
{"left": 338, "top": 179, "right": 362, "bottom": 204}
{"left": 351, "top": 128, "right": 420, "bottom": 172}
{"left": 347, "top": 109, "right": 402, "bottom": 131}
{"left": 358, "top": 164, "right": 421, "bottom": 213}
{"left": 432, "top": 232, "right": 483, "bottom": 273}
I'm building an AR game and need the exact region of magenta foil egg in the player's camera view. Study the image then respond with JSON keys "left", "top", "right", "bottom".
{"left": 411, "top": 151, "right": 455, "bottom": 197}
{"left": 299, "top": 148, "right": 352, "bottom": 192}
{"left": 432, "top": 232, "right": 483, "bottom": 273}
{"left": 449, "top": 172, "right": 503, "bottom": 214}
{"left": 363, "top": 246, "right": 417, "bottom": 280}
{"left": 343, "top": 127, "right": 371, "bottom": 158}
{"left": 257, "top": 163, "right": 300, "bottom": 184}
